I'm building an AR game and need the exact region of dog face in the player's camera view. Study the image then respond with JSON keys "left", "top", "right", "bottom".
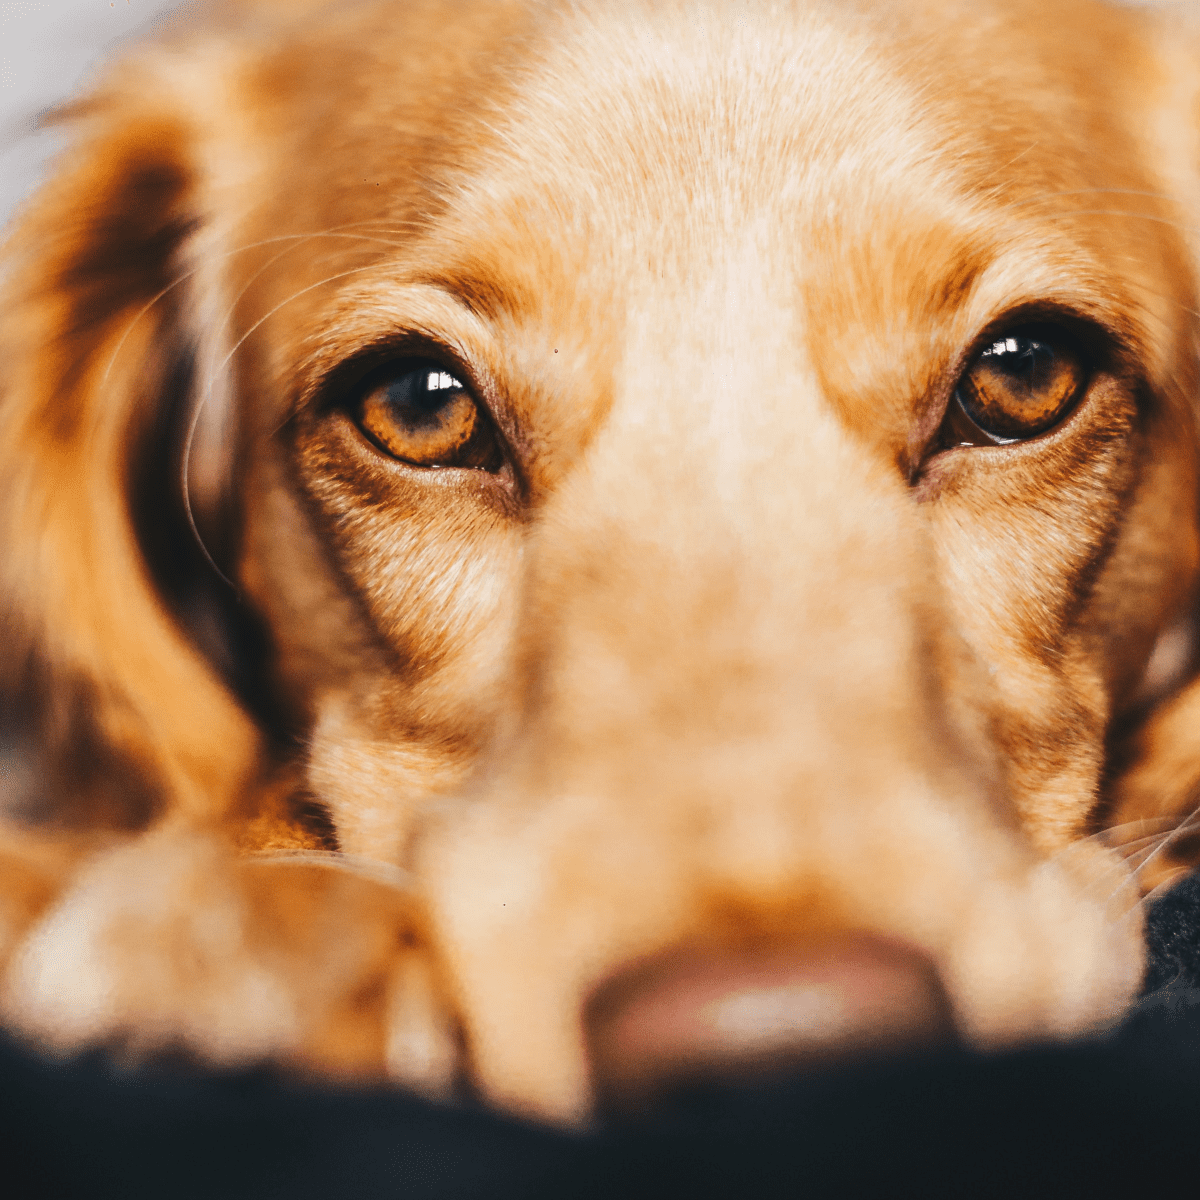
{"left": 3, "top": 0, "right": 1200, "bottom": 1123}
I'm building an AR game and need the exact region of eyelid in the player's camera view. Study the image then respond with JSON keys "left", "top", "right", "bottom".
{"left": 292, "top": 278, "right": 500, "bottom": 401}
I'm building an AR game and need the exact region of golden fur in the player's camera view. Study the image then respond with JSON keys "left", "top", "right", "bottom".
{"left": 2, "top": 0, "right": 1200, "bottom": 1123}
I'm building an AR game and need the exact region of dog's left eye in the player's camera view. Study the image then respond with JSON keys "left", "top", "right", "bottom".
{"left": 947, "top": 327, "right": 1088, "bottom": 446}
{"left": 353, "top": 360, "right": 501, "bottom": 469}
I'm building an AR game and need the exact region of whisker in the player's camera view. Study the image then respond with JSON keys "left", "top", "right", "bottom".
{"left": 170, "top": 225, "right": 423, "bottom": 585}
{"left": 1123, "top": 841, "right": 1172, "bottom": 877}
{"left": 968, "top": 204, "right": 1200, "bottom": 328}
{"left": 183, "top": 260, "right": 398, "bottom": 559}
{"left": 1092, "top": 811, "right": 1199, "bottom": 906}
{"left": 1128, "top": 798, "right": 1200, "bottom": 885}
{"left": 1137, "top": 867, "right": 1193, "bottom": 913}
{"left": 100, "top": 220, "right": 421, "bottom": 390}
{"left": 196, "top": 226, "right": 420, "bottom": 392}
{"left": 1091, "top": 816, "right": 1178, "bottom": 849}
{"left": 202, "top": 263, "right": 390, "bottom": 393}
{"left": 986, "top": 204, "right": 1200, "bottom": 273}
{"left": 1049, "top": 837, "right": 1142, "bottom": 919}
{"left": 1106, "top": 834, "right": 1169, "bottom": 861}
{"left": 1070, "top": 820, "right": 1178, "bottom": 906}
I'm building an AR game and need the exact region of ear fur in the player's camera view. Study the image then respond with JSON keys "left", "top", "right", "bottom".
{"left": 0, "top": 70, "right": 261, "bottom": 831}
{"left": 1105, "top": 3, "right": 1200, "bottom": 885}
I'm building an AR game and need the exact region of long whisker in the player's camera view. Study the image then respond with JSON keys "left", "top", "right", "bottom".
{"left": 96, "top": 219, "right": 424, "bottom": 584}
{"left": 183, "top": 257, "right": 397, "bottom": 561}
{"left": 195, "top": 225, "right": 422, "bottom": 402}
{"left": 1129, "top": 798, "right": 1200, "bottom": 885}
{"left": 1138, "top": 867, "right": 1193, "bottom": 913}
{"left": 1093, "top": 812, "right": 1199, "bottom": 906}
{"left": 1106, "top": 834, "right": 1170, "bottom": 862}
{"left": 971, "top": 204, "right": 1200, "bottom": 328}
{"left": 1124, "top": 841, "right": 1176, "bottom": 877}
{"left": 1091, "top": 816, "right": 1179, "bottom": 849}
{"left": 100, "top": 221, "right": 419, "bottom": 390}
{"left": 1072, "top": 824, "right": 1175, "bottom": 902}
{"left": 162, "top": 226, "right": 420, "bottom": 586}
{"left": 202, "top": 263, "right": 391, "bottom": 401}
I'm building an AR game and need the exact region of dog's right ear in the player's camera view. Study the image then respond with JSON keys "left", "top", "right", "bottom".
{"left": 0, "top": 59, "right": 262, "bottom": 830}
{"left": 1102, "top": 2, "right": 1200, "bottom": 888}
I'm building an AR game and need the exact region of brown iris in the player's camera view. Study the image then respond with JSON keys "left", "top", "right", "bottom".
{"left": 355, "top": 360, "right": 500, "bottom": 469}
{"left": 950, "top": 327, "right": 1088, "bottom": 444}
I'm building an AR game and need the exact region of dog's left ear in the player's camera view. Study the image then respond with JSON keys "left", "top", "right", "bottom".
{"left": 0, "top": 57, "right": 262, "bottom": 830}
{"left": 1105, "top": 3, "right": 1200, "bottom": 886}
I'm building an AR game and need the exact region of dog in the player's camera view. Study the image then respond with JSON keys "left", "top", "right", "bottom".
{"left": 1, "top": 0, "right": 1199, "bottom": 1125}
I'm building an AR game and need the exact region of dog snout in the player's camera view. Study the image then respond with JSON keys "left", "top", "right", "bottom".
{"left": 585, "top": 935, "right": 954, "bottom": 1110}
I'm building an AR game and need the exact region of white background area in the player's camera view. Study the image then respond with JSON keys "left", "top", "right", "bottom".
{"left": 0, "top": 0, "right": 182, "bottom": 227}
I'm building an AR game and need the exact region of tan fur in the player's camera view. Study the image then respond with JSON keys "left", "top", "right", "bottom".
{"left": 2, "top": 0, "right": 1200, "bottom": 1123}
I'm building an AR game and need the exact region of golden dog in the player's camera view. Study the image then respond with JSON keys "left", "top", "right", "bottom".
{"left": 1, "top": 0, "right": 1199, "bottom": 1124}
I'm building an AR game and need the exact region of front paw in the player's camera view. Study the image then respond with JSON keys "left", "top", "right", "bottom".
{"left": 0, "top": 827, "right": 97, "bottom": 969}
{"left": 0, "top": 830, "right": 460, "bottom": 1096}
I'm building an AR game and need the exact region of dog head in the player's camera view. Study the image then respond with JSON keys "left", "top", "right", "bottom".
{"left": 3, "top": 0, "right": 1200, "bottom": 1121}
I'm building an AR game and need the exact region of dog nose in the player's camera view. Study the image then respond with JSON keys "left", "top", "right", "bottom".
{"left": 585, "top": 935, "right": 953, "bottom": 1110}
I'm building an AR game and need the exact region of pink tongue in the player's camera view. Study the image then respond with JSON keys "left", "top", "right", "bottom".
{"left": 586, "top": 936, "right": 952, "bottom": 1107}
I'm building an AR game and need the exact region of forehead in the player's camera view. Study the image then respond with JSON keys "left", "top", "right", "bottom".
{"left": 244, "top": 0, "right": 1177, "bottom": 446}
{"left": 414, "top": 1, "right": 979, "bottom": 313}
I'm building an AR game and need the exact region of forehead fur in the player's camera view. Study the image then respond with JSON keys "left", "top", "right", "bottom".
{"left": 212, "top": 11, "right": 1170, "bottom": 580}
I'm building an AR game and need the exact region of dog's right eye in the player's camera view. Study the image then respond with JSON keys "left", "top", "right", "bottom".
{"left": 352, "top": 360, "right": 501, "bottom": 470}
{"left": 945, "top": 326, "right": 1089, "bottom": 446}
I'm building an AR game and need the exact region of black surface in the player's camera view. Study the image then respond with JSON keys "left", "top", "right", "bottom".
{"left": 1142, "top": 867, "right": 1200, "bottom": 993}
{"left": 4, "top": 879, "right": 1200, "bottom": 1199}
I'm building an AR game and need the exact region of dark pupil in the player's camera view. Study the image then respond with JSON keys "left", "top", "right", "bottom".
{"left": 979, "top": 336, "right": 1053, "bottom": 396}
{"left": 385, "top": 364, "right": 464, "bottom": 428}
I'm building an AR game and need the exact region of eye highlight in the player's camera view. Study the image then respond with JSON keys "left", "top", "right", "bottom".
{"left": 946, "top": 326, "right": 1089, "bottom": 446}
{"left": 353, "top": 359, "right": 501, "bottom": 469}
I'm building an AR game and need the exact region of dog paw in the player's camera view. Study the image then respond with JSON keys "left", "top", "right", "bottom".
{"left": 0, "top": 828, "right": 97, "bottom": 969}
{"left": 0, "top": 829, "right": 460, "bottom": 1096}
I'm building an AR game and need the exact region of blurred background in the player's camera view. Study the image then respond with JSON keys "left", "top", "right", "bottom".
{"left": 0, "top": 0, "right": 182, "bottom": 228}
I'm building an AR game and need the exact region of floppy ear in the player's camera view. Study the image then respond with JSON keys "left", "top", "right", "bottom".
{"left": 0, "top": 66, "right": 262, "bottom": 831}
{"left": 1105, "top": 3, "right": 1200, "bottom": 889}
